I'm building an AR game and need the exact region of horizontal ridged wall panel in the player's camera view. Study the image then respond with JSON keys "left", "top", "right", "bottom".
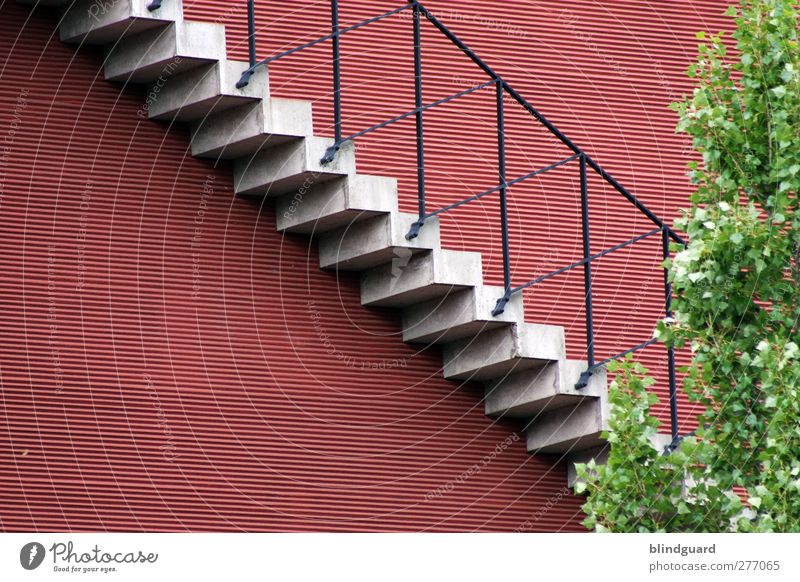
{"left": 1, "top": 2, "right": 588, "bottom": 532}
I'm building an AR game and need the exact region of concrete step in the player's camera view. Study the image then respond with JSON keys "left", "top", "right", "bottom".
{"left": 360, "top": 248, "right": 482, "bottom": 308}
{"left": 104, "top": 20, "right": 225, "bottom": 83}
{"left": 526, "top": 395, "right": 608, "bottom": 454}
{"left": 566, "top": 445, "right": 609, "bottom": 488}
{"left": 190, "top": 98, "right": 313, "bottom": 159}
{"left": 233, "top": 136, "right": 355, "bottom": 197}
{"left": 565, "top": 434, "right": 672, "bottom": 488}
{"left": 442, "top": 323, "right": 564, "bottom": 381}
{"left": 59, "top": 0, "right": 182, "bottom": 45}
{"left": 484, "top": 360, "right": 606, "bottom": 418}
{"left": 146, "top": 59, "right": 268, "bottom": 122}
{"left": 402, "top": 285, "right": 523, "bottom": 344}
{"left": 276, "top": 175, "right": 397, "bottom": 235}
{"left": 319, "top": 212, "right": 439, "bottom": 271}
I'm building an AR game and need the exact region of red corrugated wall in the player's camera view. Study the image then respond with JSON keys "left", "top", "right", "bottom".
{"left": 181, "top": 0, "right": 731, "bottom": 427}
{"left": 0, "top": 1, "right": 729, "bottom": 532}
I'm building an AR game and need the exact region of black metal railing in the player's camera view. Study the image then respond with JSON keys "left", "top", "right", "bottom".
{"left": 236, "top": 0, "right": 685, "bottom": 442}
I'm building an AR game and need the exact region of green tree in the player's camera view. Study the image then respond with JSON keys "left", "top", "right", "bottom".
{"left": 577, "top": 0, "right": 800, "bottom": 532}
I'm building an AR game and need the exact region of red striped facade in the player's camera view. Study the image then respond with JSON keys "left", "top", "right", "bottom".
{"left": 1, "top": 1, "right": 728, "bottom": 531}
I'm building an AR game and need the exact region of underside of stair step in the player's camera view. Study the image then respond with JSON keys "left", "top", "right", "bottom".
{"left": 402, "top": 284, "right": 523, "bottom": 344}
{"left": 191, "top": 97, "right": 313, "bottom": 160}
{"left": 276, "top": 174, "right": 397, "bottom": 235}
{"left": 484, "top": 359, "right": 606, "bottom": 418}
{"left": 146, "top": 59, "right": 268, "bottom": 122}
{"left": 319, "top": 212, "right": 440, "bottom": 271}
{"left": 234, "top": 136, "right": 356, "bottom": 197}
{"left": 360, "top": 248, "right": 482, "bottom": 308}
{"left": 442, "top": 323, "right": 565, "bottom": 381}
{"left": 22, "top": 0, "right": 618, "bottom": 486}
{"left": 59, "top": 0, "right": 182, "bottom": 45}
{"left": 104, "top": 20, "right": 226, "bottom": 83}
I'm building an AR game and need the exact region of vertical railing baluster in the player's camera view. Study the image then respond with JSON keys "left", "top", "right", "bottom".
{"left": 662, "top": 227, "right": 679, "bottom": 441}
{"left": 247, "top": 0, "right": 256, "bottom": 69}
{"left": 331, "top": 0, "right": 343, "bottom": 145}
{"left": 497, "top": 81, "right": 511, "bottom": 299}
{"left": 412, "top": 2, "right": 426, "bottom": 227}
{"left": 580, "top": 154, "right": 596, "bottom": 369}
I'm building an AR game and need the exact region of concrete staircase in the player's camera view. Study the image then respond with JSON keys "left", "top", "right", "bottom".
{"left": 24, "top": 0, "right": 617, "bottom": 484}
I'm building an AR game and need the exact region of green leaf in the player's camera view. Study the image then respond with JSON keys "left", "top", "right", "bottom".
{"left": 580, "top": 2, "right": 800, "bottom": 534}
{"left": 772, "top": 85, "right": 787, "bottom": 98}
{"left": 688, "top": 272, "right": 705, "bottom": 283}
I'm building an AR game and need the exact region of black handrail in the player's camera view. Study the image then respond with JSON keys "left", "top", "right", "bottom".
{"left": 412, "top": 3, "right": 426, "bottom": 224}
{"left": 579, "top": 154, "right": 595, "bottom": 371}
{"left": 237, "top": 0, "right": 684, "bottom": 441}
{"left": 662, "top": 228, "right": 679, "bottom": 441}
{"left": 247, "top": 0, "right": 256, "bottom": 69}
{"left": 330, "top": 0, "right": 342, "bottom": 144}
{"left": 496, "top": 80, "right": 512, "bottom": 302}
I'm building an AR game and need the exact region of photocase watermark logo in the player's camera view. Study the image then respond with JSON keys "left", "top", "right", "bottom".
{"left": 16, "top": 540, "right": 158, "bottom": 574}
{"left": 19, "top": 542, "right": 46, "bottom": 570}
